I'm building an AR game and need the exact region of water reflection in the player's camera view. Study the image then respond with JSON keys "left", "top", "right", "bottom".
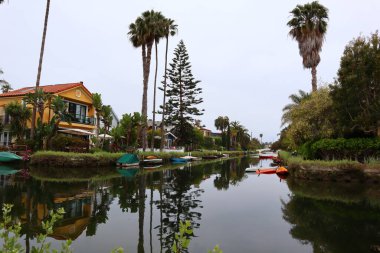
{"left": 0, "top": 158, "right": 251, "bottom": 252}
{"left": 6, "top": 158, "right": 380, "bottom": 253}
{"left": 283, "top": 177, "right": 380, "bottom": 253}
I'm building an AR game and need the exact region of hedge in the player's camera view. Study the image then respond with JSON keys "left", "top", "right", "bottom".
{"left": 299, "top": 138, "right": 380, "bottom": 161}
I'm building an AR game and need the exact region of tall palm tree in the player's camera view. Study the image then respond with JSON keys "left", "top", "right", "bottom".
{"left": 31, "top": 0, "right": 52, "bottom": 139}
{"left": 150, "top": 12, "right": 166, "bottom": 151}
{"left": 128, "top": 10, "right": 158, "bottom": 151}
{"left": 160, "top": 18, "right": 178, "bottom": 151}
{"left": 288, "top": 1, "right": 329, "bottom": 92}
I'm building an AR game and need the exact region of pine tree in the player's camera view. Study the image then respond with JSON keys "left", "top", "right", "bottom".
{"left": 163, "top": 40, "right": 204, "bottom": 146}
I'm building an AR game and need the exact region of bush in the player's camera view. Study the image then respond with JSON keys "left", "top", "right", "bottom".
{"left": 51, "top": 134, "right": 88, "bottom": 151}
{"left": 300, "top": 138, "right": 380, "bottom": 161}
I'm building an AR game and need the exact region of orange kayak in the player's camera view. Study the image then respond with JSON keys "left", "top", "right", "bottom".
{"left": 276, "top": 166, "right": 288, "bottom": 175}
{"left": 256, "top": 168, "right": 277, "bottom": 174}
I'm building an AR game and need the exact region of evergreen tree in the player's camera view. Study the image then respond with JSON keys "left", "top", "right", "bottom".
{"left": 163, "top": 40, "right": 204, "bottom": 146}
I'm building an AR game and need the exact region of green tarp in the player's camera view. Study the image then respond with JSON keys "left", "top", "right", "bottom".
{"left": 0, "top": 152, "right": 22, "bottom": 162}
{"left": 116, "top": 154, "right": 139, "bottom": 165}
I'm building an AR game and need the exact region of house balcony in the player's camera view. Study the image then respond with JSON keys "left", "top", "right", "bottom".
{"left": 62, "top": 114, "right": 95, "bottom": 125}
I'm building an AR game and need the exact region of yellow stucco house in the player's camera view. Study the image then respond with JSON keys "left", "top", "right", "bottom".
{"left": 0, "top": 82, "right": 96, "bottom": 146}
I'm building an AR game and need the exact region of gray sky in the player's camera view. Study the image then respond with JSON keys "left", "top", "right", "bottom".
{"left": 1, "top": 0, "right": 379, "bottom": 142}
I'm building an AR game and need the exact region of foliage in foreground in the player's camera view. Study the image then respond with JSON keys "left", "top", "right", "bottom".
{"left": 1, "top": 204, "right": 222, "bottom": 253}
{"left": 1, "top": 204, "right": 72, "bottom": 253}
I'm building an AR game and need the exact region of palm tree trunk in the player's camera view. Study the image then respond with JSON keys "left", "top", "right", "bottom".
{"left": 311, "top": 66, "right": 317, "bottom": 92}
{"left": 151, "top": 40, "right": 159, "bottom": 151}
{"left": 96, "top": 113, "right": 100, "bottom": 147}
{"left": 141, "top": 42, "right": 153, "bottom": 151}
{"left": 32, "top": 0, "right": 51, "bottom": 139}
{"left": 160, "top": 36, "right": 169, "bottom": 151}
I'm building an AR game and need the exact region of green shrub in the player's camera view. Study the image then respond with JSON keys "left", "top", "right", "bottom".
{"left": 299, "top": 138, "right": 380, "bottom": 161}
{"left": 51, "top": 134, "right": 88, "bottom": 151}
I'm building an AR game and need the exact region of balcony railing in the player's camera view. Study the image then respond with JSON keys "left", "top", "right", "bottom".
{"left": 62, "top": 114, "right": 95, "bottom": 125}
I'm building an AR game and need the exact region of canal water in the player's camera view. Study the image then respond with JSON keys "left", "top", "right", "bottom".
{"left": 1, "top": 157, "right": 380, "bottom": 253}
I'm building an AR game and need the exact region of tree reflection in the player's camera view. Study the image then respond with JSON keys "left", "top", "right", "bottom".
{"left": 282, "top": 192, "right": 380, "bottom": 253}
{"left": 154, "top": 166, "right": 204, "bottom": 253}
{"left": 213, "top": 159, "right": 249, "bottom": 190}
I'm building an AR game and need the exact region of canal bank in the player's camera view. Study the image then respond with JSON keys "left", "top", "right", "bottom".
{"left": 284, "top": 157, "right": 380, "bottom": 183}
{"left": 29, "top": 150, "right": 246, "bottom": 168}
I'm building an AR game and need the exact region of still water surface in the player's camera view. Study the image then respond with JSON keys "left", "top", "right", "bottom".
{"left": 1, "top": 158, "right": 380, "bottom": 253}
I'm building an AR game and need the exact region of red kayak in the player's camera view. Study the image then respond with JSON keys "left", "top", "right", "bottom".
{"left": 256, "top": 168, "right": 277, "bottom": 174}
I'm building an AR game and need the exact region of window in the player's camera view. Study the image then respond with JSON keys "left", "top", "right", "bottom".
{"left": 67, "top": 102, "right": 87, "bottom": 123}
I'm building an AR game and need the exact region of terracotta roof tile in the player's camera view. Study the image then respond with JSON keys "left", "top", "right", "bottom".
{"left": 0, "top": 82, "right": 92, "bottom": 98}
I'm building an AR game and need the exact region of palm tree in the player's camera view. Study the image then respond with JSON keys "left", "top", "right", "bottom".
{"left": 282, "top": 90, "right": 310, "bottom": 125}
{"left": 0, "top": 69, "right": 12, "bottom": 93}
{"left": 230, "top": 121, "right": 242, "bottom": 149}
{"left": 288, "top": 1, "right": 329, "bottom": 92}
{"left": 160, "top": 18, "right": 178, "bottom": 151}
{"left": 128, "top": 10, "right": 158, "bottom": 151}
{"left": 259, "top": 133, "right": 263, "bottom": 145}
{"left": 150, "top": 12, "right": 166, "bottom": 151}
{"left": 101, "top": 105, "right": 113, "bottom": 148}
{"left": 92, "top": 93, "right": 103, "bottom": 142}
{"left": 31, "top": 0, "right": 52, "bottom": 139}
{"left": 23, "top": 88, "right": 51, "bottom": 124}
{"left": 5, "top": 101, "right": 32, "bottom": 141}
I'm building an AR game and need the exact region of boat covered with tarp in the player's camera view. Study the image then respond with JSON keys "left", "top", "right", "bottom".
{"left": 116, "top": 154, "right": 140, "bottom": 167}
{"left": 0, "top": 152, "right": 23, "bottom": 163}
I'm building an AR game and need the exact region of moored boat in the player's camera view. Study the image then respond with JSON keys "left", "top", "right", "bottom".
{"left": 141, "top": 156, "right": 163, "bottom": 165}
{"left": 276, "top": 166, "right": 288, "bottom": 176}
{"left": 171, "top": 157, "right": 189, "bottom": 164}
{"left": 116, "top": 154, "right": 140, "bottom": 167}
{"left": 246, "top": 166, "right": 277, "bottom": 172}
{"left": 0, "top": 152, "right": 23, "bottom": 163}
{"left": 180, "top": 155, "right": 202, "bottom": 161}
{"left": 256, "top": 168, "right": 277, "bottom": 174}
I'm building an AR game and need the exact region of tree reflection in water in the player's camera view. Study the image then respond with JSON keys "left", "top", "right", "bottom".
{"left": 154, "top": 166, "right": 204, "bottom": 253}
{"left": 282, "top": 178, "right": 380, "bottom": 253}
{"left": 0, "top": 157, "right": 253, "bottom": 252}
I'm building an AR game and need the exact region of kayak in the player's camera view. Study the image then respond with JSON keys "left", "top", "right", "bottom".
{"left": 256, "top": 168, "right": 277, "bottom": 174}
{"left": 171, "top": 157, "right": 189, "bottom": 163}
{"left": 246, "top": 166, "right": 277, "bottom": 172}
{"left": 276, "top": 166, "right": 289, "bottom": 175}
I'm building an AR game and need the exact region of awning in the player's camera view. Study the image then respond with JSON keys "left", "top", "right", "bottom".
{"left": 58, "top": 128, "right": 95, "bottom": 136}
{"left": 98, "top": 134, "right": 113, "bottom": 139}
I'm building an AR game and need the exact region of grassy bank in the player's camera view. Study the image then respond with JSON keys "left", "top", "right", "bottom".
{"left": 279, "top": 150, "right": 380, "bottom": 183}
{"left": 30, "top": 150, "right": 246, "bottom": 168}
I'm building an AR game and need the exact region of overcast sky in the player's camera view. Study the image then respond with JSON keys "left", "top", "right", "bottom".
{"left": 0, "top": 0, "right": 379, "bottom": 142}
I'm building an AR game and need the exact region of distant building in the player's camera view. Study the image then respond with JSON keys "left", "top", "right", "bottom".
{"left": 199, "top": 127, "right": 212, "bottom": 137}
